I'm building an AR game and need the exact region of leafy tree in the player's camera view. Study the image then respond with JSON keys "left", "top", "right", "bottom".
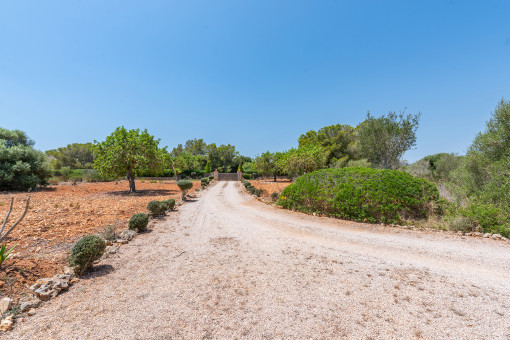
{"left": 357, "top": 111, "right": 420, "bottom": 169}
{"left": 0, "top": 128, "right": 51, "bottom": 191}
{"left": 184, "top": 138, "right": 209, "bottom": 156}
{"left": 205, "top": 160, "right": 211, "bottom": 173}
{"left": 298, "top": 124, "right": 357, "bottom": 166}
{"left": 46, "top": 143, "right": 94, "bottom": 169}
{"left": 208, "top": 143, "right": 240, "bottom": 172}
{"left": 405, "top": 153, "right": 463, "bottom": 181}
{"left": 254, "top": 151, "right": 283, "bottom": 181}
{"left": 278, "top": 145, "right": 327, "bottom": 177}
{"left": 174, "top": 152, "right": 202, "bottom": 174}
{"left": 92, "top": 127, "right": 165, "bottom": 192}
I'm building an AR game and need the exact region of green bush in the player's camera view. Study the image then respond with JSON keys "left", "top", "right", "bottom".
{"left": 177, "top": 179, "right": 193, "bottom": 199}
{"left": 253, "top": 188, "right": 263, "bottom": 197}
{"left": 271, "top": 192, "right": 279, "bottom": 202}
{"left": 209, "top": 175, "right": 214, "bottom": 180}
{"left": 278, "top": 167, "right": 439, "bottom": 224}
{"left": 69, "top": 235, "right": 106, "bottom": 276}
{"left": 162, "top": 198, "right": 175, "bottom": 210}
{"left": 129, "top": 213, "right": 149, "bottom": 232}
{"left": 461, "top": 201, "right": 509, "bottom": 236}
{"left": 243, "top": 182, "right": 251, "bottom": 188}
{"left": 147, "top": 200, "right": 166, "bottom": 216}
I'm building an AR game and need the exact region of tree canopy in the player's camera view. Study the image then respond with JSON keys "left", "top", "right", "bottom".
{"left": 0, "top": 128, "right": 50, "bottom": 191}
{"left": 92, "top": 127, "right": 165, "bottom": 192}
{"left": 46, "top": 143, "right": 94, "bottom": 169}
{"left": 357, "top": 111, "right": 420, "bottom": 169}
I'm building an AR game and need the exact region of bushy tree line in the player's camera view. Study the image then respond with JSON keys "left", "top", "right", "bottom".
{"left": 403, "top": 99, "right": 510, "bottom": 236}
{"left": 253, "top": 111, "right": 420, "bottom": 180}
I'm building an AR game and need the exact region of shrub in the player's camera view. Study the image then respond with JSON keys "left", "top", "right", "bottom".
{"left": 147, "top": 200, "right": 166, "bottom": 216}
{"left": 243, "top": 173, "right": 251, "bottom": 179}
{"left": 209, "top": 175, "right": 214, "bottom": 180}
{"left": 271, "top": 192, "right": 279, "bottom": 202}
{"left": 177, "top": 179, "right": 193, "bottom": 200}
{"left": 253, "top": 188, "right": 263, "bottom": 197}
{"left": 60, "top": 166, "right": 72, "bottom": 181}
{"left": 278, "top": 167, "right": 439, "bottom": 224}
{"left": 129, "top": 213, "right": 149, "bottom": 232}
{"left": 461, "top": 201, "right": 509, "bottom": 236}
{"left": 69, "top": 235, "right": 106, "bottom": 276}
{"left": 162, "top": 198, "right": 176, "bottom": 210}
{"left": 448, "top": 216, "right": 476, "bottom": 233}
{"left": 150, "top": 180, "right": 157, "bottom": 183}
{"left": 244, "top": 182, "right": 251, "bottom": 188}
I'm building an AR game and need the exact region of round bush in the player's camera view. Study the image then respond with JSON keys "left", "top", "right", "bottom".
{"left": 69, "top": 235, "right": 106, "bottom": 276}
{"left": 162, "top": 198, "right": 176, "bottom": 210}
{"left": 147, "top": 200, "right": 166, "bottom": 216}
{"left": 278, "top": 167, "right": 439, "bottom": 224}
{"left": 129, "top": 213, "right": 149, "bottom": 232}
{"left": 271, "top": 192, "right": 280, "bottom": 202}
{"left": 177, "top": 179, "right": 193, "bottom": 191}
{"left": 201, "top": 178, "right": 209, "bottom": 184}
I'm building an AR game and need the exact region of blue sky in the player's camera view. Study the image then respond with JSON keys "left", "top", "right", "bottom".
{"left": 1, "top": 1, "right": 509, "bottom": 162}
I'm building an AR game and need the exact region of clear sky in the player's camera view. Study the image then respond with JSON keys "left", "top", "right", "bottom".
{"left": 1, "top": 1, "right": 509, "bottom": 162}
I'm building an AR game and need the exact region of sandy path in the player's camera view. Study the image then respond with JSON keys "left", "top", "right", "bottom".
{"left": 8, "top": 181, "right": 510, "bottom": 339}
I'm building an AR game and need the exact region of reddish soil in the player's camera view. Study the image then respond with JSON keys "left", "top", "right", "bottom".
{"left": 249, "top": 179, "right": 292, "bottom": 201}
{"left": 0, "top": 180, "right": 200, "bottom": 301}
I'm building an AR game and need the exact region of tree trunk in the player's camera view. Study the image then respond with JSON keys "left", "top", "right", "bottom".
{"left": 273, "top": 173, "right": 277, "bottom": 182}
{"left": 127, "top": 169, "right": 136, "bottom": 192}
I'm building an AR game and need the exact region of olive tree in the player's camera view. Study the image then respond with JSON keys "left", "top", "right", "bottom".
{"left": 92, "top": 127, "right": 165, "bottom": 192}
{"left": 277, "top": 145, "right": 327, "bottom": 178}
{"left": 253, "top": 151, "right": 283, "bottom": 181}
{"left": 357, "top": 111, "right": 420, "bottom": 169}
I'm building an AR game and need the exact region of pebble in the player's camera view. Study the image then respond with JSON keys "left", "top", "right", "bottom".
{"left": 0, "top": 315, "right": 13, "bottom": 332}
{"left": 27, "top": 309, "right": 36, "bottom": 316}
{"left": 0, "top": 298, "right": 12, "bottom": 314}
{"left": 491, "top": 234, "right": 502, "bottom": 239}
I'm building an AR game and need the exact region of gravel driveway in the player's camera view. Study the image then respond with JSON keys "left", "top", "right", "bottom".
{"left": 9, "top": 181, "right": 510, "bottom": 339}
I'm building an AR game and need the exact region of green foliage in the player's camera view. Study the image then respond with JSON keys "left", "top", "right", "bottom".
{"left": 129, "top": 213, "right": 149, "bottom": 232}
{"left": 277, "top": 144, "right": 327, "bottom": 177}
{"left": 298, "top": 124, "right": 357, "bottom": 166}
{"left": 162, "top": 198, "right": 176, "bottom": 210}
{"left": 209, "top": 175, "right": 214, "bottom": 180}
{"left": 177, "top": 179, "right": 193, "bottom": 199}
{"left": 278, "top": 167, "right": 439, "bottom": 224}
{"left": 405, "top": 153, "right": 463, "bottom": 181}
{"left": 60, "top": 166, "right": 73, "bottom": 181}
{"left": 0, "top": 244, "right": 16, "bottom": 268}
{"left": 271, "top": 192, "right": 279, "bottom": 202}
{"left": 243, "top": 181, "right": 251, "bottom": 188}
{"left": 147, "top": 200, "right": 166, "bottom": 216}
{"left": 357, "top": 111, "right": 420, "bottom": 169}
{"left": 45, "top": 143, "right": 94, "bottom": 170}
{"left": 253, "top": 151, "right": 283, "bottom": 180}
{"left": 344, "top": 158, "right": 373, "bottom": 168}
{"left": 0, "top": 128, "right": 51, "bottom": 191}
{"left": 69, "top": 235, "right": 106, "bottom": 276}
{"left": 177, "top": 179, "right": 193, "bottom": 191}
{"left": 92, "top": 127, "right": 165, "bottom": 192}
{"left": 205, "top": 160, "right": 211, "bottom": 173}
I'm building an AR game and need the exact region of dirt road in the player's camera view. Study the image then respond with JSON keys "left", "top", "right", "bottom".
{"left": 9, "top": 181, "right": 510, "bottom": 339}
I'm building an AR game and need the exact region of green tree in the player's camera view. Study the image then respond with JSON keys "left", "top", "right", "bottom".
{"left": 357, "top": 111, "right": 420, "bottom": 169}
{"left": 92, "top": 127, "right": 165, "bottom": 192}
{"left": 298, "top": 124, "right": 358, "bottom": 166}
{"left": 254, "top": 151, "right": 282, "bottom": 181}
{"left": 0, "top": 128, "right": 51, "bottom": 191}
{"left": 174, "top": 152, "right": 202, "bottom": 174}
{"left": 205, "top": 160, "right": 211, "bottom": 173}
{"left": 46, "top": 143, "right": 94, "bottom": 169}
{"left": 278, "top": 145, "right": 327, "bottom": 177}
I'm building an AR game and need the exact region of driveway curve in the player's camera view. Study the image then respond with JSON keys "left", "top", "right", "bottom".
{"left": 9, "top": 181, "right": 510, "bottom": 339}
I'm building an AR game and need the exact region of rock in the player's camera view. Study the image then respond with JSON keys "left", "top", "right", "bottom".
{"left": 30, "top": 275, "right": 70, "bottom": 301}
{"left": 0, "top": 281, "right": 4, "bottom": 288}
{"left": 119, "top": 230, "right": 136, "bottom": 241}
{"left": 107, "top": 246, "right": 119, "bottom": 254}
{"left": 116, "top": 239, "right": 128, "bottom": 245}
{"left": 27, "top": 309, "right": 36, "bottom": 316}
{"left": 63, "top": 266, "right": 75, "bottom": 277}
{"left": 472, "top": 232, "right": 482, "bottom": 237}
{"left": 0, "top": 298, "right": 12, "bottom": 314}
{"left": 0, "top": 315, "right": 13, "bottom": 332}
{"left": 502, "top": 237, "right": 508, "bottom": 241}
{"left": 492, "top": 234, "right": 502, "bottom": 239}
{"left": 483, "top": 233, "right": 491, "bottom": 238}
{"left": 105, "top": 240, "right": 113, "bottom": 246}
{"left": 70, "top": 277, "right": 79, "bottom": 284}
{"left": 457, "top": 231, "right": 464, "bottom": 236}
{"left": 19, "top": 298, "right": 40, "bottom": 312}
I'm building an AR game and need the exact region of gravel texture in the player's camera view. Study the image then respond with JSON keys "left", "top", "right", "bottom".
{"left": 8, "top": 181, "right": 510, "bottom": 339}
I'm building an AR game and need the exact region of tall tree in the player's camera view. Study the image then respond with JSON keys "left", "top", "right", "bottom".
{"left": 298, "top": 124, "right": 357, "bottom": 166}
{"left": 92, "top": 127, "right": 165, "bottom": 192}
{"left": 277, "top": 145, "right": 327, "bottom": 177}
{"left": 0, "top": 128, "right": 51, "bottom": 191}
{"left": 46, "top": 143, "right": 94, "bottom": 169}
{"left": 254, "top": 151, "right": 283, "bottom": 181}
{"left": 357, "top": 111, "right": 420, "bottom": 169}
